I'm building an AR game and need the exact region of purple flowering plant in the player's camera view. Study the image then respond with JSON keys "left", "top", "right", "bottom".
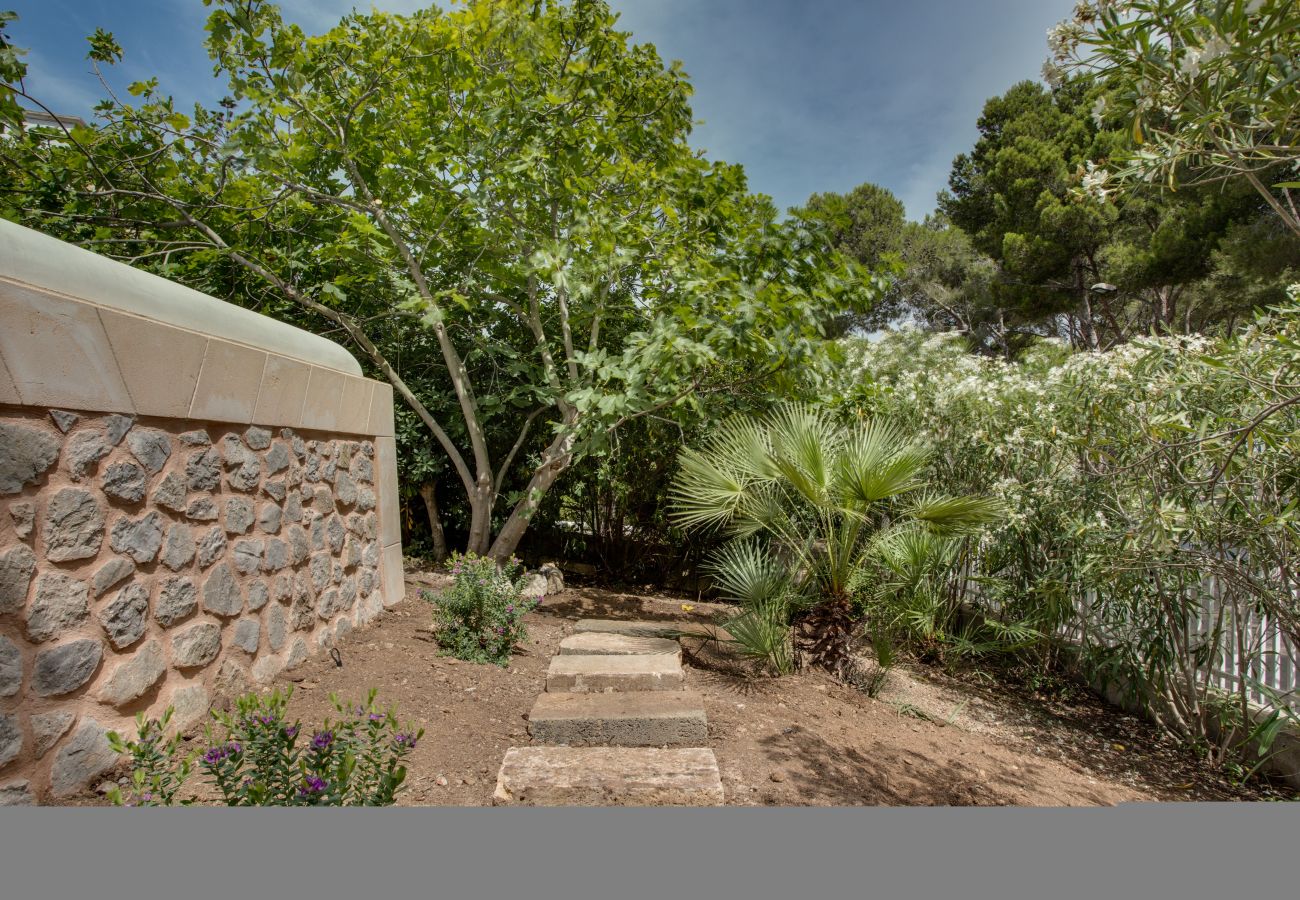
{"left": 108, "top": 687, "right": 422, "bottom": 807}
{"left": 420, "top": 551, "right": 541, "bottom": 666}
{"left": 106, "top": 706, "right": 193, "bottom": 807}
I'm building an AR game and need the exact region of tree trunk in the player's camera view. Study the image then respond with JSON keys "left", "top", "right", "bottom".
{"left": 1076, "top": 262, "right": 1100, "bottom": 351}
{"left": 465, "top": 476, "right": 494, "bottom": 556}
{"left": 488, "top": 424, "right": 577, "bottom": 562}
{"left": 418, "top": 481, "right": 449, "bottom": 563}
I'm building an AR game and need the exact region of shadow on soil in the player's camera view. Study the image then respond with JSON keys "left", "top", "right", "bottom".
{"left": 537, "top": 587, "right": 709, "bottom": 623}
{"left": 752, "top": 725, "right": 1110, "bottom": 806}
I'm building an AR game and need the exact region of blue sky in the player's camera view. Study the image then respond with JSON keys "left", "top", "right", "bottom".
{"left": 9, "top": 0, "right": 1075, "bottom": 220}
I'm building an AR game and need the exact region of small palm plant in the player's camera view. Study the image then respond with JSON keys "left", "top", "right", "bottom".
{"left": 670, "top": 403, "right": 999, "bottom": 677}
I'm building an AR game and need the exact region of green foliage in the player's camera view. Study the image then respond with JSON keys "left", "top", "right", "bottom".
{"left": 703, "top": 541, "right": 799, "bottom": 675}
{"left": 0, "top": 10, "right": 27, "bottom": 131}
{"left": 107, "top": 688, "right": 422, "bottom": 806}
{"left": 105, "top": 707, "right": 192, "bottom": 807}
{"left": 937, "top": 70, "right": 1297, "bottom": 353}
{"left": 724, "top": 599, "right": 796, "bottom": 676}
{"left": 671, "top": 401, "right": 999, "bottom": 675}
{"left": 834, "top": 299, "right": 1300, "bottom": 768}
{"left": 423, "top": 552, "right": 540, "bottom": 665}
{"left": 1053, "top": 0, "right": 1300, "bottom": 236}
{"left": 1, "top": 0, "right": 878, "bottom": 562}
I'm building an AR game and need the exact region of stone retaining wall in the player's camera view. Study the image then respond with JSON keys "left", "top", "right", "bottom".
{"left": 0, "top": 221, "right": 403, "bottom": 803}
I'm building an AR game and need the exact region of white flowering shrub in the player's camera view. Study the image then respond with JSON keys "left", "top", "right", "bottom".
{"left": 829, "top": 308, "right": 1300, "bottom": 768}
{"left": 1049, "top": 1, "right": 1300, "bottom": 236}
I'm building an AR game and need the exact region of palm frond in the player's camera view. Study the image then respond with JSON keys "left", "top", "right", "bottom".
{"left": 667, "top": 446, "right": 750, "bottom": 531}
{"left": 767, "top": 402, "right": 839, "bottom": 507}
{"left": 906, "top": 492, "right": 1004, "bottom": 535}
{"left": 703, "top": 540, "right": 792, "bottom": 607}
{"left": 835, "top": 421, "right": 930, "bottom": 507}
{"left": 725, "top": 598, "right": 795, "bottom": 675}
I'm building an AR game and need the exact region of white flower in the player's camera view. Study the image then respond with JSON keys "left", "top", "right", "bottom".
{"left": 1081, "top": 160, "right": 1112, "bottom": 201}
{"left": 1091, "top": 95, "right": 1107, "bottom": 127}
{"left": 1047, "top": 21, "right": 1084, "bottom": 61}
{"left": 1178, "top": 48, "right": 1202, "bottom": 78}
{"left": 1200, "top": 35, "right": 1230, "bottom": 62}
{"left": 1040, "top": 59, "right": 1060, "bottom": 89}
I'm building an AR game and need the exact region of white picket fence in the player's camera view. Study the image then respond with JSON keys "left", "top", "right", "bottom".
{"left": 969, "top": 573, "right": 1298, "bottom": 711}
{"left": 1193, "top": 576, "right": 1297, "bottom": 708}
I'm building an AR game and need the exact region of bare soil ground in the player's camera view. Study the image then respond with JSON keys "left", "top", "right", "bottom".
{"left": 71, "top": 573, "right": 1296, "bottom": 806}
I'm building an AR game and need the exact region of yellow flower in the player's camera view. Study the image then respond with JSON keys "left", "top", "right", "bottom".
{"left": 681, "top": 604, "right": 695, "bottom": 612}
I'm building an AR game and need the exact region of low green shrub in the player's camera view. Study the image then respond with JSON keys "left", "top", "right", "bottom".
{"left": 422, "top": 551, "right": 542, "bottom": 665}
{"left": 106, "top": 687, "right": 422, "bottom": 807}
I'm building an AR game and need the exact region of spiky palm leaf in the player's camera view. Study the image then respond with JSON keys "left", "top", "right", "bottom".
{"left": 835, "top": 421, "right": 930, "bottom": 508}
{"left": 725, "top": 598, "right": 795, "bottom": 675}
{"left": 670, "top": 402, "right": 998, "bottom": 679}
{"left": 905, "top": 492, "right": 1004, "bottom": 535}
{"left": 704, "top": 540, "right": 794, "bottom": 607}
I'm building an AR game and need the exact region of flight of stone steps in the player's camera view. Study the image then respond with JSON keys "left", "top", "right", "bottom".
{"left": 492, "top": 619, "right": 724, "bottom": 806}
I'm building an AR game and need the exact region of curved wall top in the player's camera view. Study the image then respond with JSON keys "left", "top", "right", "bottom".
{"left": 0, "top": 219, "right": 361, "bottom": 377}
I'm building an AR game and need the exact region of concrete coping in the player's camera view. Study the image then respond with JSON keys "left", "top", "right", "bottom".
{"left": 0, "top": 219, "right": 361, "bottom": 377}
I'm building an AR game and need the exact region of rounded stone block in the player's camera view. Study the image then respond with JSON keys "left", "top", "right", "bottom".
{"left": 32, "top": 639, "right": 102, "bottom": 696}
{"left": 98, "top": 638, "right": 166, "bottom": 708}
{"left": 171, "top": 622, "right": 221, "bottom": 669}
{"left": 49, "top": 718, "right": 119, "bottom": 798}
{"left": 0, "top": 422, "right": 61, "bottom": 493}
{"left": 41, "top": 488, "right": 105, "bottom": 561}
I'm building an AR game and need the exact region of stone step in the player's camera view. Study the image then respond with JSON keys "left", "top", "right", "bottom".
{"left": 559, "top": 632, "right": 682, "bottom": 658}
{"left": 527, "top": 690, "right": 708, "bottom": 746}
{"left": 492, "top": 746, "right": 724, "bottom": 806}
{"left": 574, "top": 618, "right": 732, "bottom": 642}
{"left": 573, "top": 619, "right": 684, "bottom": 638}
{"left": 546, "top": 653, "right": 684, "bottom": 693}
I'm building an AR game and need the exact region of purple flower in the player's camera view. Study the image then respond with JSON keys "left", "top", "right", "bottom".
{"left": 298, "top": 775, "right": 328, "bottom": 797}
{"left": 310, "top": 731, "right": 334, "bottom": 752}
{"left": 368, "top": 712, "right": 385, "bottom": 722}
{"left": 394, "top": 732, "right": 418, "bottom": 749}
{"left": 283, "top": 725, "right": 299, "bottom": 739}
{"left": 203, "top": 746, "right": 228, "bottom": 765}
{"left": 227, "top": 741, "right": 243, "bottom": 755}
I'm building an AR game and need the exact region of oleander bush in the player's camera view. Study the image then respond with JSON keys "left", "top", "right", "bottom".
{"left": 829, "top": 290, "right": 1300, "bottom": 767}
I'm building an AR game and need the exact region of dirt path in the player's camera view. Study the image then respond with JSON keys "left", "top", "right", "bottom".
{"left": 72, "top": 575, "right": 1294, "bottom": 805}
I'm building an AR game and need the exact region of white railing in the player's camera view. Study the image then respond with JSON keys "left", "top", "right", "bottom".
{"left": 964, "top": 574, "right": 1298, "bottom": 711}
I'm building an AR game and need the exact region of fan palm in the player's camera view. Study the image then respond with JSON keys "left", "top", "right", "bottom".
{"left": 670, "top": 403, "right": 1000, "bottom": 676}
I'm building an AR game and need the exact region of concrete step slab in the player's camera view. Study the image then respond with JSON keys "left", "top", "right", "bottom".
{"left": 546, "top": 653, "right": 684, "bottom": 693}
{"left": 559, "top": 632, "right": 682, "bottom": 659}
{"left": 574, "top": 619, "right": 731, "bottom": 642}
{"left": 528, "top": 690, "right": 707, "bottom": 746}
{"left": 492, "top": 746, "right": 724, "bottom": 806}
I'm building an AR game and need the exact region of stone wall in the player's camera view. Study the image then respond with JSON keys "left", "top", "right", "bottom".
{"left": 0, "top": 221, "right": 402, "bottom": 803}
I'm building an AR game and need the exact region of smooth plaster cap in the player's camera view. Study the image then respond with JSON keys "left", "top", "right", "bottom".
{"left": 0, "top": 219, "right": 361, "bottom": 377}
